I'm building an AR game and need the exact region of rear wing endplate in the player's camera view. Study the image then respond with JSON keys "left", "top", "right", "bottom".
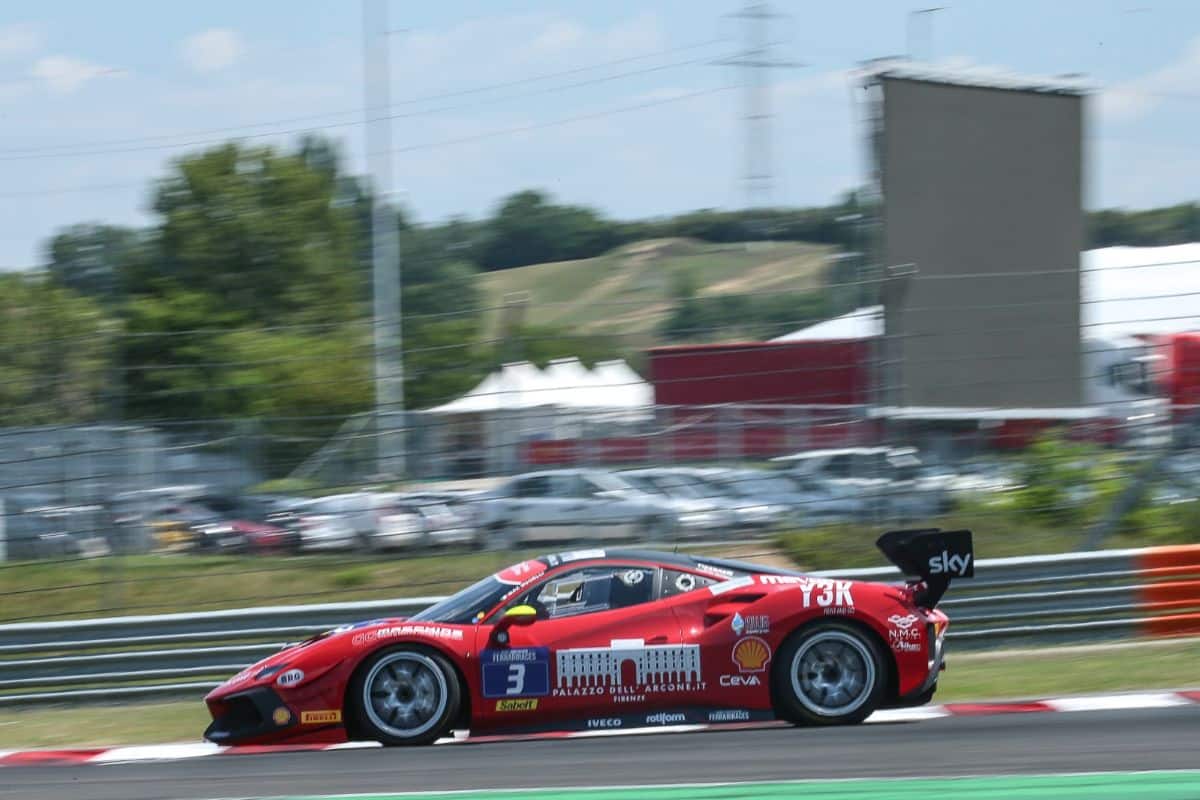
{"left": 875, "top": 528, "right": 974, "bottom": 608}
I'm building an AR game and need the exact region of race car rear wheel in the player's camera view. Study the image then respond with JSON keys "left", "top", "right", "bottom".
{"left": 774, "top": 622, "right": 886, "bottom": 726}
{"left": 348, "top": 646, "right": 461, "bottom": 746}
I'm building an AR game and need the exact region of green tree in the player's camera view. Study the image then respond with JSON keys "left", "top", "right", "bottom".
{"left": 0, "top": 275, "right": 116, "bottom": 425}
{"left": 150, "top": 141, "right": 360, "bottom": 326}
{"left": 45, "top": 224, "right": 145, "bottom": 302}
{"left": 480, "top": 190, "right": 619, "bottom": 270}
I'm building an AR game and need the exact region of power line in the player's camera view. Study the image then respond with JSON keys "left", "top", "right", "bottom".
{"left": 0, "top": 40, "right": 726, "bottom": 160}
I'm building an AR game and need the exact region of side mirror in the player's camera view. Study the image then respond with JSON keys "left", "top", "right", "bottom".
{"left": 493, "top": 605, "right": 538, "bottom": 645}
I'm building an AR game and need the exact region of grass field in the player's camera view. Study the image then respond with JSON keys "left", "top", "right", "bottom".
{"left": 0, "top": 639, "right": 1194, "bottom": 749}
{"left": 477, "top": 238, "right": 831, "bottom": 340}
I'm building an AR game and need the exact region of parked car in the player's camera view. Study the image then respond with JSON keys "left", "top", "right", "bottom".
{"left": 188, "top": 495, "right": 300, "bottom": 553}
{"left": 700, "top": 468, "right": 865, "bottom": 526}
{"left": 395, "top": 494, "right": 479, "bottom": 548}
{"left": 773, "top": 447, "right": 949, "bottom": 521}
{"left": 475, "top": 469, "right": 684, "bottom": 548}
{"left": 621, "top": 467, "right": 783, "bottom": 532}
{"left": 616, "top": 469, "right": 739, "bottom": 535}
{"left": 286, "top": 497, "right": 360, "bottom": 553}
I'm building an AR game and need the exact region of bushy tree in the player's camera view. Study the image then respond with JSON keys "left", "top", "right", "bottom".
{"left": 0, "top": 275, "right": 116, "bottom": 425}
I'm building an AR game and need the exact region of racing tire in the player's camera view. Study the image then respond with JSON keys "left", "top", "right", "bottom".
{"left": 347, "top": 646, "right": 461, "bottom": 746}
{"left": 773, "top": 621, "right": 887, "bottom": 726}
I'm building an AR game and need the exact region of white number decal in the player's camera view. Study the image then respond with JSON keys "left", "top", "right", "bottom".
{"left": 505, "top": 663, "right": 526, "bottom": 695}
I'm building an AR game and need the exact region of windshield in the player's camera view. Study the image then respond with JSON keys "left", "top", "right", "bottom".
{"left": 407, "top": 575, "right": 511, "bottom": 624}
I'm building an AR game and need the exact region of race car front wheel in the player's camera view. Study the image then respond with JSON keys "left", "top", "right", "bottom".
{"left": 348, "top": 646, "right": 461, "bottom": 746}
{"left": 773, "top": 622, "right": 886, "bottom": 726}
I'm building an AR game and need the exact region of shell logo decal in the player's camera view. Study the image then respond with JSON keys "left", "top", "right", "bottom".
{"left": 731, "top": 636, "right": 772, "bottom": 673}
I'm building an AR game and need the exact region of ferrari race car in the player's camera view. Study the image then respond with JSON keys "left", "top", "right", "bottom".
{"left": 204, "top": 527, "right": 973, "bottom": 746}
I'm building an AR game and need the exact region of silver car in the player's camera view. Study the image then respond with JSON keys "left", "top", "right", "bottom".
{"left": 474, "top": 469, "right": 684, "bottom": 549}
{"left": 618, "top": 469, "right": 745, "bottom": 534}
{"left": 700, "top": 468, "right": 865, "bottom": 526}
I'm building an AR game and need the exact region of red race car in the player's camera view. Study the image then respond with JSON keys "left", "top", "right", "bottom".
{"left": 204, "top": 528, "right": 973, "bottom": 746}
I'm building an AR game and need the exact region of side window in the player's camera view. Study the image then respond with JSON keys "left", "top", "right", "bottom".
{"left": 660, "top": 569, "right": 717, "bottom": 598}
{"left": 825, "top": 455, "right": 851, "bottom": 478}
{"left": 515, "top": 477, "right": 550, "bottom": 498}
{"left": 521, "top": 566, "right": 656, "bottom": 619}
{"left": 550, "top": 475, "right": 585, "bottom": 498}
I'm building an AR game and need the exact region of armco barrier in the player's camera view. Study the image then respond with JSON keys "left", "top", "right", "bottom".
{"left": 1, "top": 545, "right": 1198, "bottom": 706}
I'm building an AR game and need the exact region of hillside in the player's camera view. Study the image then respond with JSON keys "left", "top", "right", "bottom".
{"left": 477, "top": 238, "right": 832, "bottom": 343}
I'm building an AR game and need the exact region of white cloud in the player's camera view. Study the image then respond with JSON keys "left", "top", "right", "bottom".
{"left": 0, "top": 22, "right": 40, "bottom": 59}
{"left": 30, "top": 56, "right": 120, "bottom": 94}
{"left": 181, "top": 28, "right": 243, "bottom": 73}
{"left": 1099, "top": 35, "right": 1200, "bottom": 124}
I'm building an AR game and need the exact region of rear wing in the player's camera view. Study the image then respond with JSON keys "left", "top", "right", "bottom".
{"left": 875, "top": 528, "right": 974, "bottom": 608}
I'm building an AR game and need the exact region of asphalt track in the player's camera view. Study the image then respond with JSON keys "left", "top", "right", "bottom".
{"left": 3, "top": 707, "right": 1198, "bottom": 800}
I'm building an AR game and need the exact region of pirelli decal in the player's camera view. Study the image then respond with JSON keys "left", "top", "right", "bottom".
{"left": 300, "top": 709, "right": 342, "bottom": 725}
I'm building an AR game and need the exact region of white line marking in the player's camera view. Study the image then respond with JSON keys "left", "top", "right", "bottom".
{"left": 1044, "top": 692, "right": 1193, "bottom": 713}
{"left": 89, "top": 743, "right": 225, "bottom": 764}
{"left": 866, "top": 706, "right": 950, "bottom": 723}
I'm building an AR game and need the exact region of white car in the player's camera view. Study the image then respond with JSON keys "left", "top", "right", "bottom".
{"left": 622, "top": 468, "right": 785, "bottom": 532}
{"left": 290, "top": 498, "right": 359, "bottom": 552}
{"left": 617, "top": 469, "right": 740, "bottom": 536}
{"left": 700, "top": 468, "right": 865, "bottom": 525}
{"left": 773, "top": 447, "right": 949, "bottom": 521}
{"left": 474, "top": 469, "right": 684, "bottom": 548}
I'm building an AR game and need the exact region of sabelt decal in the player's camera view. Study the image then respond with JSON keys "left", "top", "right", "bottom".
{"left": 554, "top": 639, "right": 705, "bottom": 704}
{"left": 276, "top": 668, "right": 304, "bottom": 688}
{"left": 495, "top": 698, "right": 538, "bottom": 711}
{"left": 721, "top": 636, "right": 771, "bottom": 687}
{"left": 300, "top": 710, "right": 342, "bottom": 725}
{"left": 352, "top": 624, "right": 464, "bottom": 647}
{"left": 758, "top": 576, "right": 854, "bottom": 611}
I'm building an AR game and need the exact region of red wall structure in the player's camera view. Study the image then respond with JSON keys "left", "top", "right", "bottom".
{"left": 647, "top": 340, "right": 872, "bottom": 407}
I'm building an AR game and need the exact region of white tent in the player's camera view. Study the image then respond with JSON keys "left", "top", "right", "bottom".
{"left": 1082, "top": 243, "right": 1200, "bottom": 338}
{"left": 771, "top": 244, "right": 1200, "bottom": 343}
{"left": 425, "top": 358, "right": 652, "bottom": 413}
{"left": 770, "top": 305, "right": 883, "bottom": 342}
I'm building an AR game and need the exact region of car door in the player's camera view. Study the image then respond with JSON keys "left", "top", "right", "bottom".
{"left": 507, "top": 474, "right": 562, "bottom": 542}
{"left": 557, "top": 474, "right": 631, "bottom": 540}
{"left": 473, "top": 563, "right": 688, "bottom": 732}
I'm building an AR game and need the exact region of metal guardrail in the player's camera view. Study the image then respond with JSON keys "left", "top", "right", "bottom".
{"left": 1, "top": 547, "right": 1197, "bottom": 706}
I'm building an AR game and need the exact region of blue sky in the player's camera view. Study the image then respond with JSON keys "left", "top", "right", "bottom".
{"left": 1, "top": 0, "right": 1199, "bottom": 269}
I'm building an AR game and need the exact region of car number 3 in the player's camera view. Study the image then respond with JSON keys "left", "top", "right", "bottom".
{"left": 505, "top": 663, "right": 526, "bottom": 695}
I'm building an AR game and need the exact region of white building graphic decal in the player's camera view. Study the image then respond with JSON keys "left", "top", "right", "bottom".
{"left": 556, "top": 639, "right": 701, "bottom": 688}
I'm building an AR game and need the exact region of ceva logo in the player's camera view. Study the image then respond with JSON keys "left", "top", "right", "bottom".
{"left": 928, "top": 551, "right": 972, "bottom": 576}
